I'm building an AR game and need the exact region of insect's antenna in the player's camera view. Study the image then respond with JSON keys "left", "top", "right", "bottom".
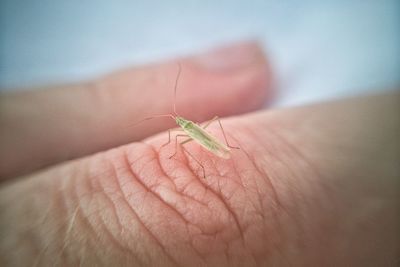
{"left": 125, "top": 114, "right": 175, "bottom": 129}
{"left": 173, "top": 62, "right": 182, "bottom": 116}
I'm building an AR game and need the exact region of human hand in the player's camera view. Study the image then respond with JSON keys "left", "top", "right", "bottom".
{"left": 0, "top": 42, "right": 398, "bottom": 266}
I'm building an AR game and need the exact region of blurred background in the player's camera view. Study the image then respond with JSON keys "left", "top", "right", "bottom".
{"left": 1, "top": 0, "right": 399, "bottom": 107}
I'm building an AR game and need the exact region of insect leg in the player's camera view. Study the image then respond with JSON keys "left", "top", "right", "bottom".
{"left": 180, "top": 138, "right": 193, "bottom": 145}
{"left": 181, "top": 145, "right": 206, "bottom": 179}
{"left": 202, "top": 116, "right": 240, "bottom": 149}
{"left": 217, "top": 118, "right": 240, "bottom": 149}
{"left": 201, "top": 115, "right": 218, "bottom": 129}
{"left": 161, "top": 128, "right": 184, "bottom": 148}
{"left": 161, "top": 130, "right": 172, "bottom": 148}
{"left": 169, "top": 134, "right": 192, "bottom": 159}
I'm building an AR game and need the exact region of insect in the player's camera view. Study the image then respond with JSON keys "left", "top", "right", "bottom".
{"left": 134, "top": 63, "right": 239, "bottom": 178}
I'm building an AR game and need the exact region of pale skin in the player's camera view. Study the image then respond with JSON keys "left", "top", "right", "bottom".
{"left": 0, "top": 42, "right": 399, "bottom": 266}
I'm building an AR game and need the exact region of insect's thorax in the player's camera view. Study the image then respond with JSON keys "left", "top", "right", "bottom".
{"left": 176, "top": 117, "right": 211, "bottom": 142}
{"left": 175, "top": 116, "right": 193, "bottom": 129}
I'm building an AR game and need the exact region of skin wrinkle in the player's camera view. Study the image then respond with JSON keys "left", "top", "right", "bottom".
{"left": 249, "top": 117, "right": 345, "bottom": 265}
{"left": 32, "top": 170, "right": 82, "bottom": 267}
{"left": 81, "top": 209, "right": 111, "bottom": 267}
{"left": 178, "top": 178, "right": 210, "bottom": 211}
{"left": 189, "top": 232, "right": 229, "bottom": 266}
{"left": 57, "top": 205, "right": 80, "bottom": 264}
{"left": 59, "top": 164, "right": 99, "bottom": 266}
{"left": 176, "top": 147, "right": 230, "bottom": 234}
{"left": 151, "top": 141, "right": 226, "bottom": 239}
{"left": 14, "top": 180, "right": 53, "bottom": 266}
{"left": 149, "top": 122, "right": 288, "bottom": 265}
{"left": 129, "top": 146, "right": 195, "bottom": 230}
{"left": 266, "top": 125, "right": 326, "bottom": 217}
{"left": 244, "top": 122, "right": 299, "bottom": 207}
{"left": 93, "top": 161, "right": 141, "bottom": 265}
{"left": 268, "top": 124, "right": 325, "bottom": 191}
{"left": 78, "top": 242, "right": 87, "bottom": 267}
{"left": 231, "top": 127, "right": 289, "bottom": 265}
{"left": 236, "top": 126, "right": 282, "bottom": 209}
{"left": 128, "top": 152, "right": 214, "bottom": 266}
{"left": 228, "top": 134, "right": 270, "bottom": 221}
{"left": 267, "top": 119, "right": 390, "bottom": 265}
{"left": 233, "top": 125, "right": 296, "bottom": 265}
{"left": 57, "top": 171, "right": 80, "bottom": 266}
{"left": 107, "top": 155, "right": 184, "bottom": 266}
{"left": 72, "top": 180, "right": 124, "bottom": 266}
{"left": 122, "top": 188, "right": 188, "bottom": 267}
{"left": 131, "top": 141, "right": 250, "bottom": 265}
{"left": 84, "top": 196, "right": 139, "bottom": 266}
{"left": 96, "top": 158, "right": 128, "bottom": 233}
{"left": 38, "top": 162, "right": 105, "bottom": 266}
{"left": 33, "top": 174, "right": 73, "bottom": 266}
{"left": 75, "top": 164, "right": 126, "bottom": 266}
{"left": 214, "top": 175, "right": 246, "bottom": 244}
{"left": 151, "top": 144, "right": 179, "bottom": 191}
{"left": 85, "top": 158, "right": 149, "bottom": 266}
{"left": 207, "top": 161, "right": 243, "bottom": 190}
{"left": 27, "top": 203, "right": 51, "bottom": 264}
{"left": 267, "top": 123, "right": 337, "bottom": 220}
{"left": 254, "top": 139, "right": 306, "bottom": 263}
{"left": 167, "top": 143, "right": 242, "bottom": 217}
{"left": 119, "top": 149, "right": 184, "bottom": 267}
{"left": 176, "top": 142, "right": 250, "bottom": 260}
{"left": 213, "top": 178, "right": 257, "bottom": 266}
{"left": 233, "top": 127, "right": 282, "bottom": 215}
{"left": 241, "top": 148, "right": 287, "bottom": 262}
{"left": 174, "top": 145, "right": 204, "bottom": 179}
{"left": 220, "top": 152, "right": 271, "bottom": 267}
{"left": 268, "top": 123, "right": 339, "bottom": 223}
{"left": 96, "top": 207, "right": 131, "bottom": 266}
{"left": 1, "top": 93, "right": 397, "bottom": 265}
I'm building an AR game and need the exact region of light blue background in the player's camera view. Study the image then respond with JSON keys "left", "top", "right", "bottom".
{"left": 1, "top": 1, "right": 399, "bottom": 106}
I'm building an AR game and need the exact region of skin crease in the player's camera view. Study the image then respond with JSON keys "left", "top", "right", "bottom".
{"left": 0, "top": 93, "right": 399, "bottom": 266}
{"left": 0, "top": 42, "right": 399, "bottom": 266}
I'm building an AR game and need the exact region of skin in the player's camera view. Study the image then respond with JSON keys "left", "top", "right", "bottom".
{"left": 0, "top": 42, "right": 399, "bottom": 267}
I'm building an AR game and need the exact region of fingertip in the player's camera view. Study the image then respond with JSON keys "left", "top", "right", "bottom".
{"left": 172, "top": 41, "right": 274, "bottom": 120}
{"left": 189, "top": 41, "right": 268, "bottom": 73}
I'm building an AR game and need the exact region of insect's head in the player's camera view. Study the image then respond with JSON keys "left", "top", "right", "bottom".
{"left": 176, "top": 116, "right": 191, "bottom": 128}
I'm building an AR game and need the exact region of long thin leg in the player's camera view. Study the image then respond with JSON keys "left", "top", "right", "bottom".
{"left": 161, "top": 128, "right": 184, "bottom": 148}
{"left": 180, "top": 138, "right": 193, "bottom": 145}
{"left": 161, "top": 129, "right": 172, "bottom": 148}
{"left": 202, "top": 116, "right": 240, "bottom": 149}
{"left": 181, "top": 145, "right": 206, "bottom": 179}
{"left": 166, "top": 132, "right": 205, "bottom": 178}
{"left": 217, "top": 118, "right": 240, "bottom": 149}
{"left": 201, "top": 115, "right": 218, "bottom": 129}
{"left": 169, "top": 134, "right": 193, "bottom": 159}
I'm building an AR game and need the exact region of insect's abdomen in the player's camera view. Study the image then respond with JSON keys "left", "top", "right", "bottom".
{"left": 183, "top": 123, "right": 231, "bottom": 159}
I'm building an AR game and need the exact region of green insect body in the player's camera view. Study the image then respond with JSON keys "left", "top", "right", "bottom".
{"left": 176, "top": 116, "right": 231, "bottom": 159}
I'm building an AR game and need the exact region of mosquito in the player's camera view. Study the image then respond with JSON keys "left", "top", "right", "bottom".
{"left": 134, "top": 63, "right": 239, "bottom": 178}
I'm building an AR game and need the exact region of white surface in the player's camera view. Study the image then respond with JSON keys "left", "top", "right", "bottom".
{"left": 1, "top": 1, "right": 399, "bottom": 106}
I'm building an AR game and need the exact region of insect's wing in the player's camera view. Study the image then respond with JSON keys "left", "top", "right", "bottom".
{"left": 203, "top": 139, "right": 231, "bottom": 159}
{"left": 185, "top": 124, "right": 231, "bottom": 159}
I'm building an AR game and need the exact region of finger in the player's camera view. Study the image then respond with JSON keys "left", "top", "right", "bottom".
{"left": 0, "top": 93, "right": 398, "bottom": 266}
{"left": 0, "top": 41, "right": 273, "bottom": 180}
